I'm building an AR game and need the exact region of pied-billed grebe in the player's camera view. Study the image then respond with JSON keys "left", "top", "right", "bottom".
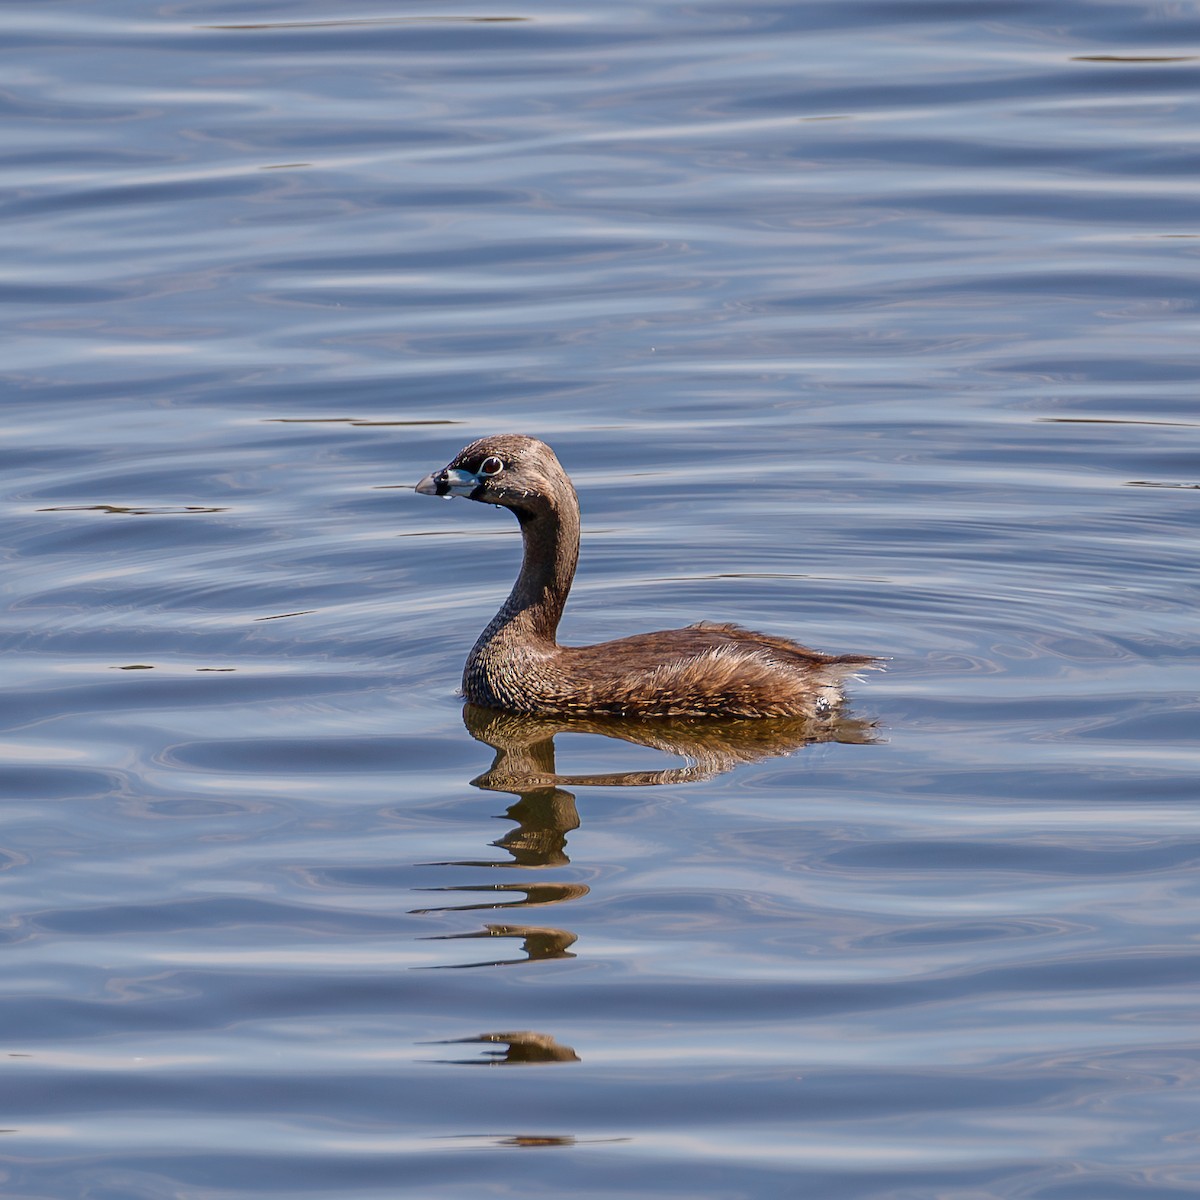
{"left": 416, "top": 434, "right": 876, "bottom": 719}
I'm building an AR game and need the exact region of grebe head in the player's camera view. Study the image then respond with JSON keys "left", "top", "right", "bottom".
{"left": 416, "top": 434, "right": 573, "bottom": 520}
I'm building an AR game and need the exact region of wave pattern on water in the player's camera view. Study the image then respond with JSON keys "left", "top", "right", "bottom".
{"left": 1, "top": 0, "right": 1199, "bottom": 1197}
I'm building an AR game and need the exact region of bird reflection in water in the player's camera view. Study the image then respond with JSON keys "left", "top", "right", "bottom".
{"left": 417, "top": 704, "right": 875, "bottom": 969}
{"left": 423, "top": 921, "right": 578, "bottom": 969}
{"left": 428, "top": 1030, "right": 581, "bottom": 1066}
{"left": 465, "top": 702, "right": 875, "bottom": 789}
{"left": 437, "top": 1132, "right": 633, "bottom": 1146}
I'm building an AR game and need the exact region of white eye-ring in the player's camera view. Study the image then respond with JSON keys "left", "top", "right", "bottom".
{"left": 479, "top": 456, "right": 504, "bottom": 477}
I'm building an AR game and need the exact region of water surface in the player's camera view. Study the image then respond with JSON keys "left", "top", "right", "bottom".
{"left": 2, "top": 1, "right": 1199, "bottom": 1197}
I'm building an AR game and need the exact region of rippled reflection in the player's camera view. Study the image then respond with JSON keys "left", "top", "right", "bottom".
{"left": 428, "top": 1030, "right": 580, "bottom": 1066}
{"left": 423, "top": 922, "right": 578, "bottom": 969}
{"left": 463, "top": 703, "right": 877, "bottom": 791}
{"left": 418, "top": 704, "right": 877, "bottom": 970}
{"left": 411, "top": 881, "right": 590, "bottom": 914}
{"left": 441, "top": 1134, "right": 632, "bottom": 1147}
{"left": 425, "top": 783, "right": 579, "bottom": 871}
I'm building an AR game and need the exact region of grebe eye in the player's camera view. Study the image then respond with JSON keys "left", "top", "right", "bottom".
{"left": 479, "top": 456, "right": 504, "bottom": 477}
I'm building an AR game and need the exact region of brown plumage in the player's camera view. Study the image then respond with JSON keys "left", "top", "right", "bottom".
{"left": 415, "top": 434, "right": 877, "bottom": 719}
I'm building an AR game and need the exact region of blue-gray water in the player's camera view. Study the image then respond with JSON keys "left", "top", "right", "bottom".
{"left": 3, "top": 2, "right": 1199, "bottom": 1197}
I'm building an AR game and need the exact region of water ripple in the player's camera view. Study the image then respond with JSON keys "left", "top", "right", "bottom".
{"left": 3, "top": 0, "right": 1200, "bottom": 1194}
